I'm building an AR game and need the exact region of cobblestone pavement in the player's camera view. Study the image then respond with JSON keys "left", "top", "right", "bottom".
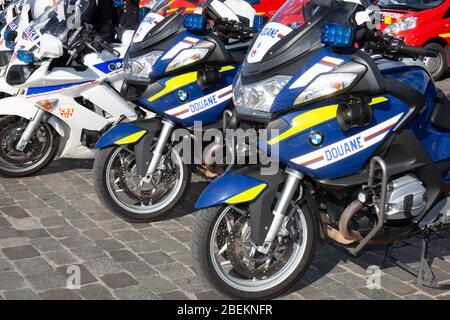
{"left": 0, "top": 80, "right": 450, "bottom": 300}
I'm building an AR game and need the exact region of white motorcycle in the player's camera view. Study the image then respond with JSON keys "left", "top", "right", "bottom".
{"left": 0, "top": 0, "right": 144, "bottom": 177}
{"left": 0, "top": 0, "right": 36, "bottom": 98}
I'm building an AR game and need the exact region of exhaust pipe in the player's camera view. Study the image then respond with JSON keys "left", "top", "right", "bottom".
{"left": 338, "top": 200, "right": 364, "bottom": 241}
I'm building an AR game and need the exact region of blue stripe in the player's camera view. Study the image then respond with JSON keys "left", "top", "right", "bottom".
{"left": 26, "top": 81, "right": 92, "bottom": 96}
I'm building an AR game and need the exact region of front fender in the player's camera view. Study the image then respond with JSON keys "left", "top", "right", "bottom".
{"left": 96, "top": 122, "right": 148, "bottom": 149}
{"left": 195, "top": 171, "right": 268, "bottom": 209}
{"left": 0, "top": 96, "right": 65, "bottom": 136}
{"left": 96, "top": 118, "right": 163, "bottom": 177}
{"left": 196, "top": 166, "right": 285, "bottom": 246}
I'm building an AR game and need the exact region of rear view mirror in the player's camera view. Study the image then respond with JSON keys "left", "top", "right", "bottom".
{"left": 38, "top": 34, "right": 63, "bottom": 59}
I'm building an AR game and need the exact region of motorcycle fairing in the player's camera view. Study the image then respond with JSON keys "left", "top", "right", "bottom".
{"left": 149, "top": 31, "right": 206, "bottom": 77}
{"left": 24, "top": 58, "right": 126, "bottom": 98}
{"left": 269, "top": 48, "right": 352, "bottom": 113}
{"left": 138, "top": 66, "right": 237, "bottom": 127}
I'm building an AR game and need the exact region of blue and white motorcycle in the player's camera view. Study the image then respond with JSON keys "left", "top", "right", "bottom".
{"left": 192, "top": 0, "right": 450, "bottom": 299}
{"left": 93, "top": 0, "right": 259, "bottom": 221}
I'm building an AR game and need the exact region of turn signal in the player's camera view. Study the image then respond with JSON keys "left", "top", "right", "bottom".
{"left": 36, "top": 99, "right": 58, "bottom": 111}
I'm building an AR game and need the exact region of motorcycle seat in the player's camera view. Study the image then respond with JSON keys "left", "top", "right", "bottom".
{"left": 431, "top": 89, "right": 450, "bottom": 131}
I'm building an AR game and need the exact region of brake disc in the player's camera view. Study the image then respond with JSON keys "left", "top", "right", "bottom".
{"left": 115, "top": 151, "right": 177, "bottom": 203}
{"left": 227, "top": 215, "right": 295, "bottom": 279}
{"left": 0, "top": 122, "right": 48, "bottom": 165}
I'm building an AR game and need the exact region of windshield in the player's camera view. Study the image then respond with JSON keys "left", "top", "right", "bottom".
{"left": 132, "top": 0, "right": 206, "bottom": 43}
{"left": 246, "top": 0, "right": 360, "bottom": 65}
{"left": 24, "top": 0, "right": 88, "bottom": 48}
{"left": 271, "top": 0, "right": 314, "bottom": 30}
{"left": 377, "top": 0, "right": 444, "bottom": 10}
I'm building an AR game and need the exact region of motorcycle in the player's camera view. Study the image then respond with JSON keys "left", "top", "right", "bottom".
{"left": 192, "top": 0, "right": 450, "bottom": 299}
{"left": 93, "top": 0, "right": 260, "bottom": 221}
{"left": 0, "top": 0, "right": 38, "bottom": 98}
{"left": 0, "top": 0, "right": 145, "bottom": 177}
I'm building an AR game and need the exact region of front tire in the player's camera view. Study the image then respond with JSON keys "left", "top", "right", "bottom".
{"left": 193, "top": 201, "right": 317, "bottom": 299}
{"left": 0, "top": 116, "right": 59, "bottom": 177}
{"left": 94, "top": 145, "right": 191, "bottom": 222}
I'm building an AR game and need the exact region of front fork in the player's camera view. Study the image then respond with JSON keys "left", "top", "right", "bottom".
{"left": 257, "top": 168, "right": 304, "bottom": 254}
{"left": 141, "top": 120, "right": 175, "bottom": 184}
{"left": 15, "top": 109, "right": 48, "bottom": 151}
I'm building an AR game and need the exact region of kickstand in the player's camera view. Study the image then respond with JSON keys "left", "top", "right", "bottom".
{"left": 382, "top": 237, "right": 450, "bottom": 290}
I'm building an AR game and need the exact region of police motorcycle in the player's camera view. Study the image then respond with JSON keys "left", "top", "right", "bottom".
{"left": 0, "top": 0, "right": 38, "bottom": 98}
{"left": 93, "top": 0, "right": 261, "bottom": 221}
{"left": 192, "top": 0, "right": 450, "bottom": 299}
{"left": 0, "top": 0, "right": 147, "bottom": 177}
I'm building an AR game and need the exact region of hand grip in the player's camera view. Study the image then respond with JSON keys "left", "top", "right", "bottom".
{"left": 398, "top": 44, "right": 438, "bottom": 58}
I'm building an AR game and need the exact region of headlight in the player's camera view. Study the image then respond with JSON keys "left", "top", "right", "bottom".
{"left": 294, "top": 73, "right": 358, "bottom": 106}
{"left": 384, "top": 17, "right": 417, "bottom": 35}
{"left": 124, "top": 50, "right": 163, "bottom": 81}
{"left": 234, "top": 75, "right": 292, "bottom": 119}
{"left": 166, "top": 49, "right": 209, "bottom": 72}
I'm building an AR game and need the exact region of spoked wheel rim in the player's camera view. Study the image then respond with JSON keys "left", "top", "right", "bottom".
{"left": 209, "top": 205, "right": 308, "bottom": 292}
{"left": 105, "top": 145, "right": 184, "bottom": 214}
{"left": 0, "top": 119, "right": 55, "bottom": 173}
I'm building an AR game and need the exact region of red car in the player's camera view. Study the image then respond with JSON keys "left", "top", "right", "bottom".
{"left": 139, "top": 0, "right": 285, "bottom": 19}
{"left": 248, "top": 0, "right": 286, "bottom": 18}
{"left": 378, "top": 0, "right": 450, "bottom": 80}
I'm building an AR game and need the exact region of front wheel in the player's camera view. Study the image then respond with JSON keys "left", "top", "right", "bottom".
{"left": 192, "top": 200, "right": 317, "bottom": 299}
{"left": 0, "top": 116, "right": 59, "bottom": 177}
{"left": 93, "top": 143, "right": 190, "bottom": 222}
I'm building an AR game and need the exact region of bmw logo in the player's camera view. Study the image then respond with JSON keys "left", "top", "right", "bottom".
{"left": 177, "top": 90, "right": 189, "bottom": 102}
{"left": 308, "top": 131, "right": 324, "bottom": 147}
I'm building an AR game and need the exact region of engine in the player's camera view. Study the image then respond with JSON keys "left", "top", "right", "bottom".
{"left": 383, "top": 175, "right": 426, "bottom": 220}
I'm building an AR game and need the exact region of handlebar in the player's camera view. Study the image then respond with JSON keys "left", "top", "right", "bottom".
{"left": 365, "top": 31, "right": 438, "bottom": 59}
{"left": 97, "top": 40, "right": 121, "bottom": 57}
{"left": 216, "top": 18, "right": 254, "bottom": 42}
{"left": 397, "top": 44, "right": 438, "bottom": 58}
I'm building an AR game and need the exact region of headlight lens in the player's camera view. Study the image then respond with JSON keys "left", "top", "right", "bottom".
{"left": 384, "top": 17, "right": 417, "bottom": 35}
{"left": 294, "top": 73, "right": 358, "bottom": 105}
{"left": 124, "top": 50, "right": 163, "bottom": 81}
{"left": 166, "top": 49, "right": 209, "bottom": 72}
{"left": 234, "top": 75, "right": 292, "bottom": 118}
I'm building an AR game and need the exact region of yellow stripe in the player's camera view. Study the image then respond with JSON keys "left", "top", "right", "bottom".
{"left": 148, "top": 66, "right": 235, "bottom": 102}
{"left": 369, "top": 96, "right": 388, "bottom": 105}
{"left": 268, "top": 97, "right": 389, "bottom": 145}
{"left": 225, "top": 184, "right": 267, "bottom": 204}
{"left": 440, "top": 33, "right": 450, "bottom": 38}
{"left": 115, "top": 130, "right": 147, "bottom": 145}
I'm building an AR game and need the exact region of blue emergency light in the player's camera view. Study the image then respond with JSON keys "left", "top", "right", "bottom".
{"left": 17, "top": 50, "right": 33, "bottom": 64}
{"left": 253, "top": 15, "right": 264, "bottom": 33}
{"left": 183, "top": 13, "right": 206, "bottom": 31}
{"left": 321, "top": 22, "right": 354, "bottom": 48}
